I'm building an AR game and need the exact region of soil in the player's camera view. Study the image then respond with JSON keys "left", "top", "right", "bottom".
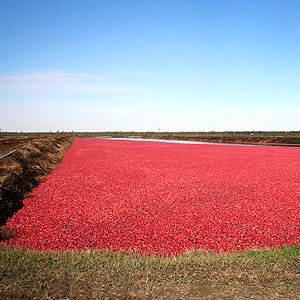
{"left": 0, "top": 135, "right": 73, "bottom": 232}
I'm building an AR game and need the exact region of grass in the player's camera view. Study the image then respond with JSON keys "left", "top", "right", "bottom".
{"left": 0, "top": 245, "right": 299, "bottom": 299}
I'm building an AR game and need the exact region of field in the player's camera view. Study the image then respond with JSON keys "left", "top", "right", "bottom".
{"left": 1, "top": 136, "right": 300, "bottom": 299}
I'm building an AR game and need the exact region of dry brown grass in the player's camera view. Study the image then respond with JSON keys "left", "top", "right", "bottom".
{"left": 0, "top": 157, "right": 22, "bottom": 185}
{"left": 0, "top": 135, "right": 72, "bottom": 182}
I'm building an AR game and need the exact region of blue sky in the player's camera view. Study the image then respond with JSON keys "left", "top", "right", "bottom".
{"left": 0, "top": 0, "right": 299, "bottom": 131}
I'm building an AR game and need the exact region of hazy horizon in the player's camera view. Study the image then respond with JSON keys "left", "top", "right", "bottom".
{"left": 1, "top": 0, "right": 300, "bottom": 132}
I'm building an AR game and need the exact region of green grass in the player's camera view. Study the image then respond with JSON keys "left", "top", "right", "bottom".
{"left": 1, "top": 245, "right": 299, "bottom": 299}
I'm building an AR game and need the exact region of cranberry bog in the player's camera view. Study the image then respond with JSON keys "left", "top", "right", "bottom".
{"left": 2, "top": 138, "right": 299, "bottom": 255}
{"left": 1, "top": 137, "right": 300, "bottom": 299}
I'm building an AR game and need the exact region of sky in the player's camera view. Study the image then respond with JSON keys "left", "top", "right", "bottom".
{"left": 0, "top": 0, "right": 299, "bottom": 132}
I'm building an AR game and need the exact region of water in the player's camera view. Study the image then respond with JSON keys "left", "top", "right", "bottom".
{"left": 105, "top": 137, "right": 246, "bottom": 146}
{"left": 105, "top": 137, "right": 299, "bottom": 148}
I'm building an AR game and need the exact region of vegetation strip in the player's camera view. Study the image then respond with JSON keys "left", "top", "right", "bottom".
{"left": 0, "top": 245, "right": 299, "bottom": 299}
